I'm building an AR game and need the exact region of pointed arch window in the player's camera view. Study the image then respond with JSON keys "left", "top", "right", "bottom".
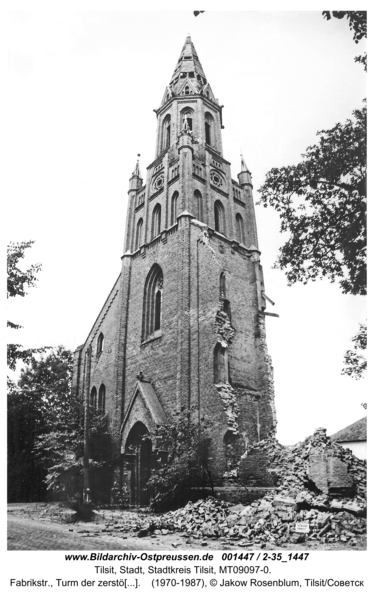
{"left": 135, "top": 218, "right": 143, "bottom": 249}
{"left": 194, "top": 190, "right": 203, "bottom": 222}
{"left": 98, "top": 384, "right": 106, "bottom": 412}
{"left": 214, "top": 200, "right": 226, "bottom": 235}
{"left": 205, "top": 112, "right": 214, "bottom": 146}
{"left": 155, "top": 290, "right": 162, "bottom": 331}
{"left": 214, "top": 343, "right": 229, "bottom": 384}
{"left": 180, "top": 107, "right": 193, "bottom": 133}
{"left": 90, "top": 386, "right": 97, "bottom": 409}
{"left": 97, "top": 333, "right": 104, "bottom": 356}
{"left": 143, "top": 264, "right": 164, "bottom": 339}
{"left": 171, "top": 191, "right": 179, "bottom": 224}
{"left": 151, "top": 204, "right": 161, "bottom": 239}
{"left": 162, "top": 114, "right": 171, "bottom": 150}
{"left": 235, "top": 213, "right": 245, "bottom": 245}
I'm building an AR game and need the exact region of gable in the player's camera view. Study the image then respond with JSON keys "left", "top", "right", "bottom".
{"left": 179, "top": 78, "right": 198, "bottom": 96}
{"left": 120, "top": 379, "right": 168, "bottom": 450}
{"left": 202, "top": 83, "right": 216, "bottom": 103}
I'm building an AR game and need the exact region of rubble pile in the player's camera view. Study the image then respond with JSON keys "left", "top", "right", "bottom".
{"left": 148, "top": 430, "right": 366, "bottom": 547}
{"left": 238, "top": 428, "right": 367, "bottom": 508}
{"left": 149, "top": 496, "right": 366, "bottom": 547}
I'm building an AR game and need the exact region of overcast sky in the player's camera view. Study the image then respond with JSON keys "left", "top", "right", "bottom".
{"left": 6, "top": 8, "right": 367, "bottom": 445}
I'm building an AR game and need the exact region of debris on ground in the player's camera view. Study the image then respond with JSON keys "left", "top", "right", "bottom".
{"left": 8, "top": 428, "right": 366, "bottom": 549}
{"left": 145, "top": 428, "right": 367, "bottom": 547}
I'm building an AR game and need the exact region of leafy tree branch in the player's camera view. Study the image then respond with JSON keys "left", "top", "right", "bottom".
{"left": 342, "top": 323, "right": 367, "bottom": 380}
{"left": 258, "top": 103, "right": 366, "bottom": 296}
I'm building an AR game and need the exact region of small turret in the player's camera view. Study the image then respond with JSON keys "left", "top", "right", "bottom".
{"left": 238, "top": 154, "right": 253, "bottom": 188}
{"left": 128, "top": 154, "right": 143, "bottom": 193}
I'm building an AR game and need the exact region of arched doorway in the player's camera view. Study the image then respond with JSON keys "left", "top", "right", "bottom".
{"left": 125, "top": 422, "right": 152, "bottom": 506}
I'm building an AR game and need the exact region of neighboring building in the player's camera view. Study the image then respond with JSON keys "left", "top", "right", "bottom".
{"left": 330, "top": 417, "right": 367, "bottom": 460}
{"left": 72, "top": 36, "right": 277, "bottom": 505}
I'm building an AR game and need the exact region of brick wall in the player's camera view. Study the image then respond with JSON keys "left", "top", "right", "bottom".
{"left": 73, "top": 57, "right": 276, "bottom": 497}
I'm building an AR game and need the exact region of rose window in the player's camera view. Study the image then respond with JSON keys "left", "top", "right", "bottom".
{"left": 210, "top": 171, "right": 223, "bottom": 188}
{"left": 153, "top": 173, "right": 164, "bottom": 191}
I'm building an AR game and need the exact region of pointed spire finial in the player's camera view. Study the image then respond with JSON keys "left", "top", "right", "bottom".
{"left": 240, "top": 153, "right": 250, "bottom": 173}
{"left": 238, "top": 153, "right": 253, "bottom": 187}
{"left": 132, "top": 154, "right": 141, "bottom": 177}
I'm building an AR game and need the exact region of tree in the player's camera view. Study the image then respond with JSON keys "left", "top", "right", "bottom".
{"left": 33, "top": 403, "right": 111, "bottom": 502}
{"left": 259, "top": 13, "right": 367, "bottom": 381}
{"left": 8, "top": 346, "right": 111, "bottom": 502}
{"left": 258, "top": 103, "right": 366, "bottom": 296}
{"left": 7, "top": 241, "right": 48, "bottom": 379}
{"left": 7, "top": 241, "right": 41, "bottom": 327}
{"left": 7, "top": 347, "right": 74, "bottom": 501}
{"left": 146, "top": 412, "right": 213, "bottom": 512}
{"left": 342, "top": 323, "right": 367, "bottom": 380}
{"left": 322, "top": 11, "right": 367, "bottom": 71}
{"left": 16, "top": 346, "right": 75, "bottom": 421}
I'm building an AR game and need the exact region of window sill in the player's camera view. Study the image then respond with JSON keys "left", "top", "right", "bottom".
{"left": 141, "top": 329, "right": 162, "bottom": 346}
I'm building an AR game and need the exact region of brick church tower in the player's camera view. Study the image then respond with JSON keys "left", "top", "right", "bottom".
{"left": 72, "top": 36, "right": 277, "bottom": 505}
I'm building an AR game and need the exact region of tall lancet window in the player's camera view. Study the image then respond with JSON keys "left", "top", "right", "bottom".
{"left": 90, "top": 386, "right": 97, "bottom": 409}
{"left": 97, "top": 332, "right": 104, "bottom": 355}
{"left": 214, "top": 200, "right": 225, "bottom": 235}
{"left": 180, "top": 107, "right": 193, "bottom": 132}
{"left": 171, "top": 191, "right": 179, "bottom": 224}
{"left": 205, "top": 112, "right": 214, "bottom": 146}
{"left": 98, "top": 384, "right": 106, "bottom": 412}
{"left": 135, "top": 218, "right": 143, "bottom": 249}
{"left": 194, "top": 190, "right": 203, "bottom": 222}
{"left": 143, "top": 264, "right": 164, "bottom": 339}
{"left": 151, "top": 204, "right": 161, "bottom": 239}
{"left": 162, "top": 114, "right": 171, "bottom": 150}
{"left": 235, "top": 214, "right": 245, "bottom": 245}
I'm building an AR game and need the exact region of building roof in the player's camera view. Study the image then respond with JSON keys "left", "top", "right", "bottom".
{"left": 330, "top": 416, "right": 367, "bottom": 443}
{"left": 137, "top": 380, "right": 168, "bottom": 425}
{"left": 170, "top": 35, "right": 207, "bottom": 89}
{"left": 160, "top": 35, "right": 218, "bottom": 108}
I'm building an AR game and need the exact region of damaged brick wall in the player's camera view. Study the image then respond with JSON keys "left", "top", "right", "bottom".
{"left": 215, "top": 299, "right": 235, "bottom": 346}
{"left": 190, "top": 227, "right": 277, "bottom": 486}
{"left": 237, "top": 449, "right": 279, "bottom": 487}
{"left": 215, "top": 383, "right": 240, "bottom": 435}
{"left": 258, "top": 314, "right": 277, "bottom": 431}
{"left": 307, "top": 429, "right": 355, "bottom": 496}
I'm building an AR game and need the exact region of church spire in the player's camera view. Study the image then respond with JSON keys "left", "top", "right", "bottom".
{"left": 166, "top": 35, "right": 211, "bottom": 100}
